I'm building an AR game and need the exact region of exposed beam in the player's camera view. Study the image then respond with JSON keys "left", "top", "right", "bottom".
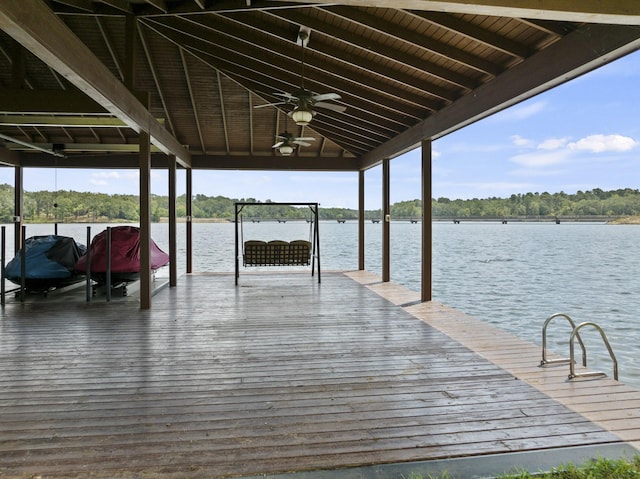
{"left": 360, "top": 23, "right": 640, "bottom": 168}
{"left": 14, "top": 152, "right": 360, "bottom": 171}
{"left": 282, "top": 0, "right": 640, "bottom": 25}
{"left": 0, "top": 115, "right": 165, "bottom": 128}
{"left": 0, "top": 89, "right": 107, "bottom": 114}
{"left": 0, "top": 0, "right": 191, "bottom": 168}
{"left": 16, "top": 152, "right": 173, "bottom": 168}
{"left": 0, "top": 132, "right": 66, "bottom": 158}
{"left": 0, "top": 146, "right": 20, "bottom": 166}
{"left": 190, "top": 154, "right": 360, "bottom": 171}
{"left": 4, "top": 142, "right": 165, "bottom": 153}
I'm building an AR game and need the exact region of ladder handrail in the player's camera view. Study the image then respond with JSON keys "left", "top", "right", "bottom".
{"left": 540, "top": 313, "right": 586, "bottom": 367}
{"left": 569, "top": 321, "right": 618, "bottom": 381}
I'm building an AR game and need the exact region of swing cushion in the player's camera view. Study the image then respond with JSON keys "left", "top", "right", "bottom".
{"left": 243, "top": 240, "right": 268, "bottom": 266}
{"left": 289, "top": 240, "right": 312, "bottom": 265}
{"left": 267, "top": 240, "right": 289, "bottom": 265}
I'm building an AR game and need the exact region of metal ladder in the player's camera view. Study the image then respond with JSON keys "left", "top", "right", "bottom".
{"left": 540, "top": 313, "right": 618, "bottom": 381}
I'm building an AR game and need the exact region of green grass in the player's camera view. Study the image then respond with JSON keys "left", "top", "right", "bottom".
{"left": 405, "top": 456, "right": 640, "bottom": 479}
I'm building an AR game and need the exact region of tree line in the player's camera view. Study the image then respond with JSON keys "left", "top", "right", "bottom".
{"left": 1, "top": 184, "right": 639, "bottom": 223}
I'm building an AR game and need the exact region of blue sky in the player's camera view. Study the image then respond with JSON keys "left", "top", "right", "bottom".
{"left": 2, "top": 50, "right": 639, "bottom": 210}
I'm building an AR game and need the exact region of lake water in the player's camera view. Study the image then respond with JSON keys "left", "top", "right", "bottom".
{"left": 3, "top": 221, "right": 640, "bottom": 389}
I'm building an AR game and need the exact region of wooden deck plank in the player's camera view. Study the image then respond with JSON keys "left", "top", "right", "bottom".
{"left": 0, "top": 272, "right": 632, "bottom": 478}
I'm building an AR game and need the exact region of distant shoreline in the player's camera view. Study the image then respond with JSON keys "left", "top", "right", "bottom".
{"left": 16, "top": 215, "right": 640, "bottom": 225}
{"left": 607, "top": 215, "right": 640, "bottom": 225}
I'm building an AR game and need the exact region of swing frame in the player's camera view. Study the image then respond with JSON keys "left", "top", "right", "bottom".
{"left": 234, "top": 202, "right": 321, "bottom": 285}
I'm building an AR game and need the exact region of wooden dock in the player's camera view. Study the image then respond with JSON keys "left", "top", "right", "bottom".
{"left": 1, "top": 271, "right": 639, "bottom": 478}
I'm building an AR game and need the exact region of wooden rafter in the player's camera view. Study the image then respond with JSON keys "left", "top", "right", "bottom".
{"left": 0, "top": 0, "right": 191, "bottom": 166}
{"left": 180, "top": 47, "right": 206, "bottom": 155}
{"left": 324, "top": 6, "right": 502, "bottom": 77}
{"left": 408, "top": 11, "right": 535, "bottom": 59}
{"left": 145, "top": 16, "right": 431, "bottom": 122}
{"left": 96, "top": 17, "right": 124, "bottom": 81}
{"left": 216, "top": 70, "right": 230, "bottom": 155}
{"left": 138, "top": 23, "right": 176, "bottom": 135}
{"left": 267, "top": 8, "right": 479, "bottom": 91}
{"left": 221, "top": 11, "right": 456, "bottom": 104}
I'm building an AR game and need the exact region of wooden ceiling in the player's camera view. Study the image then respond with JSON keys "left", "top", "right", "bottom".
{"left": 0, "top": 1, "right": 639, "bottom": 172}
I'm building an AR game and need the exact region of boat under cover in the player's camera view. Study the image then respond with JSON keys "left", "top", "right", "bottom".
{"left": 75, "top": 226, "right": 169, "bottom": 285}
{"left": 4, "top": 235, "right": 87, "bottom": 292}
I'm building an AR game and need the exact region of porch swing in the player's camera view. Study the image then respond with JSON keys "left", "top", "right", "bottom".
{"left": 234, "top": 202, "right": 321, "bottom": 284}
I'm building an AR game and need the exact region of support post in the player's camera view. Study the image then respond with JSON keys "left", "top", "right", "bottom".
{"left": 421, "top": 139, "right": 433, "bottom": 302}
{"left": 139, "top": 129, "right": 152, "bottom": 309}
{"left": 358, "top": 170, "right": 365, "bottom": 271}
{"left": 14, "top": 165, "right": 22, "bottom": 254}
{"left": 382, "top": 158, "right": 390, "bottom": 282}
{"left": 85, "top": 226, "right": 92, "bottom": 302}
{"left": 168, "top": 154, "right": 177, "bottom": 287}
{"left": 234, "top": 202, "right": 239, "bottom": 285}
{"left": 186, "top": 168, "right": 193, "bottom": 274}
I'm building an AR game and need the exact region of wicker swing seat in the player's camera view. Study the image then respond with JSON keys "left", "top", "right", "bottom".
{"left": 243, "top": 239, "right": 312, "bottom": 267}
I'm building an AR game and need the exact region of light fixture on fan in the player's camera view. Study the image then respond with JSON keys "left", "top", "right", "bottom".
{"left": 279, "top": 143, "right": 295, "bottom": 156}
{"left": 273, "top": 128, "right": 315, "bottom": 156}
{"left": 291, "top": 107, "right": 314, "bottom": 126}
{"left": 253, "top": 27, "right": 346, "bottom": 123}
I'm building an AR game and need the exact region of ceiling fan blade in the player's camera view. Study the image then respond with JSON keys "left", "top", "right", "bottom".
{"left": 312, "top": 93, "right": 341, "bottom": 102}
{"left": 314, "top": 102, "right": 347, "bottom": 113}
{"left": 295, "top": 137, "right": 316, "bottom": 141}
{"left": 293, "top": 140, "right": 312, "bottom": 147}
{"left": 273, "top": 92, "right": 297, "bottom": 100}
{"left": 254, "top": 101, "right": 285, "bottom": 109}
{"left": 272, "top": 141, "right": 284, "bottom": 148}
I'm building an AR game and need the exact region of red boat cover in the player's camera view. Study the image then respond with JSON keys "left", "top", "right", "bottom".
{"left": 75, "top": 226, "right": 169, "bottom": 273}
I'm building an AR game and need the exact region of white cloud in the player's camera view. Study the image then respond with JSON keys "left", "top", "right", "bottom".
{"left": 88, "top": 171, "right": 138, "bottom": 187}
{"left": 510, "top": 167, "right": 567, "bottom": 178}
{"left": 510, "top": 149, "right": 570, "bottom": 168}
{"left": 538, "top": 137, "right": 570, "bottom": 150}
{"left": 567, "top": 134, "right": 639, "bottom": 153}
{"left": 511, "top": 135, "right": 533, "bottom": 147}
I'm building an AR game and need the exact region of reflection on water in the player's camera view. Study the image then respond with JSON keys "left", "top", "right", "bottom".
{"left": 3, "top": 221, "right": 640, "bottom": 388}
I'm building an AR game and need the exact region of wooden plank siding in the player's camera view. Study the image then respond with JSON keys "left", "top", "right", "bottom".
{"left": 0, "top": 272, "right": 636, "bottom": 478}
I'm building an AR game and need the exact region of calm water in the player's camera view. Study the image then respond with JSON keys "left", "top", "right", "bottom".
{"left": 3, "top": 221, "right": 640, "bottom": 388}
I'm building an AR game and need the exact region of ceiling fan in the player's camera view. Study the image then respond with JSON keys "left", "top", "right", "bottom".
{"left": 255, "top": 28, "right": 346, "bottom": 125}
{"left": 273, "top": 131, "right": 315, "bottom": 156}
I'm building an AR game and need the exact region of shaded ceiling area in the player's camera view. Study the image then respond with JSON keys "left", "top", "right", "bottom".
{"left": 0, "top": 1, "right": 639, "bottom": 173}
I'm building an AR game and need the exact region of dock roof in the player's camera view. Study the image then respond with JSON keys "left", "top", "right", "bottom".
{"left": 1, "top": 1, "right": 639, "bottom": 171}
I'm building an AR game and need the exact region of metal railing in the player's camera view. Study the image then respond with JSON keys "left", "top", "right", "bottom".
{"left": 540, "top": 313, "right": 586, "bottom": 367}
{"left": 569, "top": 322, "right": 618, "bottom": 381}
